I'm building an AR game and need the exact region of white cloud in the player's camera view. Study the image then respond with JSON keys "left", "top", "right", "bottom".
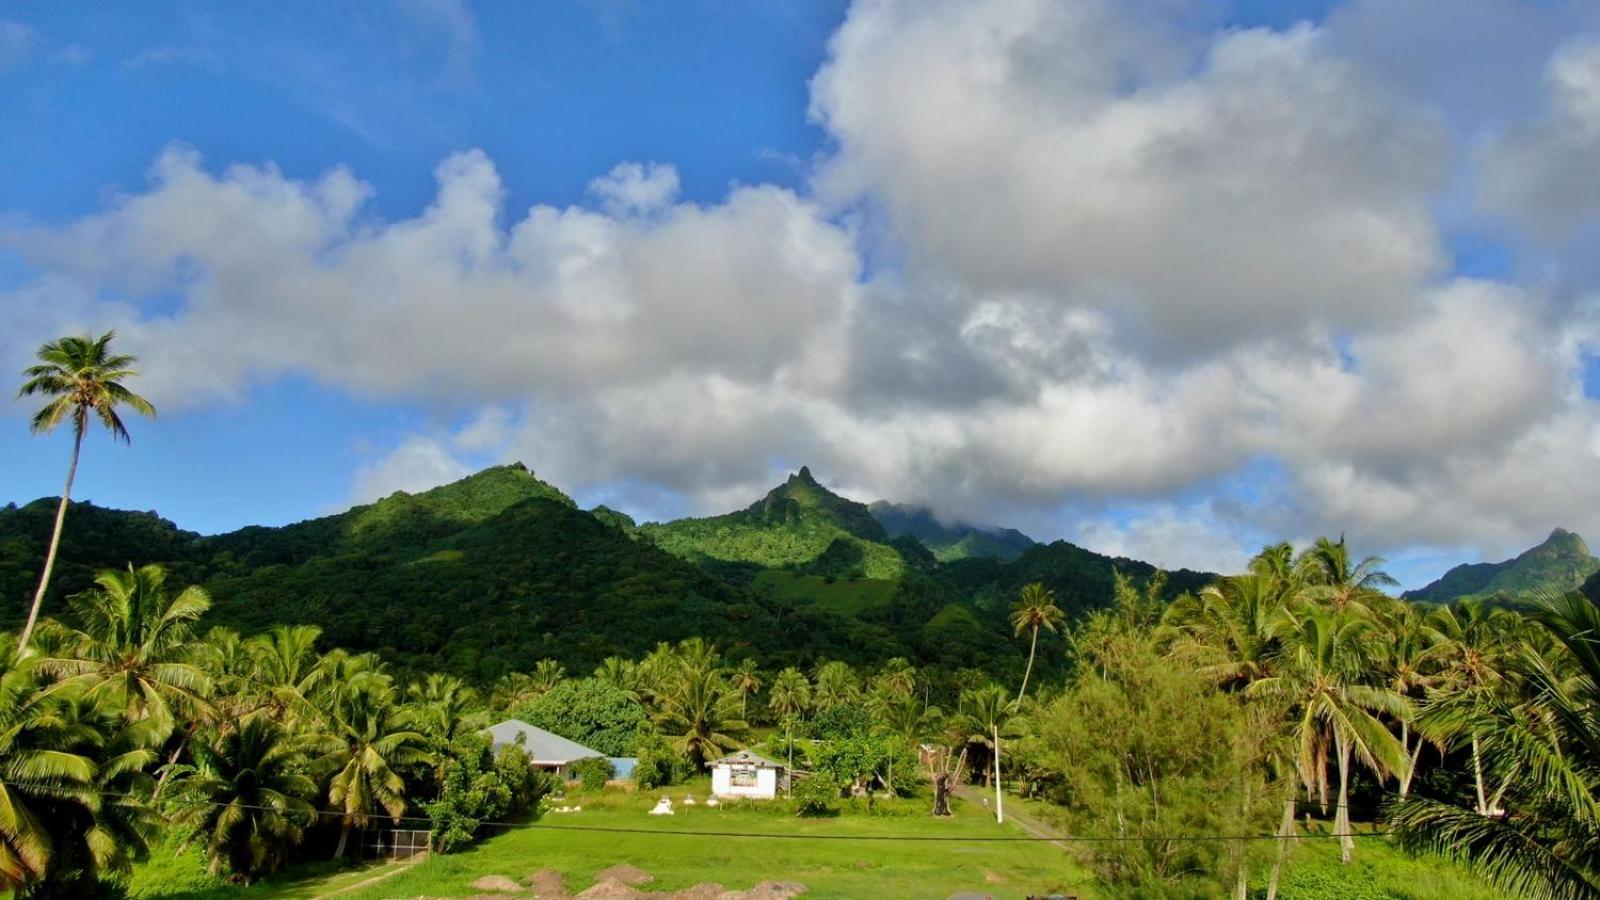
{"left": 350, "top": 435, "right": 474, "bottom": 504}
{"left": 8, "top": 0, "right": 1600, "bottom": 578}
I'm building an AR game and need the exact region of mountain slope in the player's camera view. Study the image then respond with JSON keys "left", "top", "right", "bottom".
{"left": 640, "top": 466, "right": 908, "bottom": 579}
{"left": 869, "top": 501, "right": 1036, "bottom": 561}
{"left": 1404, "top": 528, "right": 1600, "bottom": 603}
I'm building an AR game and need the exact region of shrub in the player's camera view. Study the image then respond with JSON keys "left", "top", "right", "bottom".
{"left": 571, "top": 757, "right": 614, "bottom": 791}
{"left": 791, "top": 774, "right": 842, "bottom": 817}
{"left": 633, "top": 727, "right": 684, "bottom": 789}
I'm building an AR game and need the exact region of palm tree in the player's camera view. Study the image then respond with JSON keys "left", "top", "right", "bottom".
{"left": 41, "top": 564, "right": 214, "bottom": 743}
{"left": 1298, "top": 535, "right": 1398, "bottom": 617}
{"left": 593, "top": 656, "right": 642, "bottom": 703}
{"left": 1248, "top": 610, "right": 1408, "bottom": 863}
{"left": 1391, "top": 590, "right": 1600, "bottom": 899}
{"left": 305, "top": 679, "right": 430, "bottom": 859}
{"left": 653, "top": 667, "right": 747, "bottom": 769}
{"left": 529, "top": 659, "right": 567, "bottom": 694}
{"left": 768, "top": 667, "right": 811, "bottom": 770}
{"left": 172, "top": 715, "right": 316, "bottom": 882}
{"left": 1373, "top": 602, "right": 1443, "bottom": 797}
{"left": 958, "top": 685, "right": 1017, "bottom": 823}
{"left": 246, "top": 624, "right": 325, "bottom": 722}
{"left": 407, "top": 673, "right": 481, "bottom": 748}
{"left": 729, "top": 659, "right": 763, "bottom": 719}
{"left": 812, "top": 660, "right": 860, "bottom": 711}
{"left": 876, "top": 657, "right": 917, "bottom": 699}
{"left": 1010, "top": 583, "right": 1065, "bottom": 702}
{"left": 1426, "top": 599, "right": 1520, "bottom": 816}
{"left": 1162, "top": 573, "right": 1283, "bottom": 689}
{"left": 0, "top": 641, "right": 91, "bottom": 892}
{"left": 16, "top": 331, "right": 155, "bottom": 652}
{"left": 875, "top": 697, "right": 941, "bottom": 794}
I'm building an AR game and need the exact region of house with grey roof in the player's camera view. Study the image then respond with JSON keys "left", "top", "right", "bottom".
{"left": 485, "top": 719, "right": 606, "bottom": 780}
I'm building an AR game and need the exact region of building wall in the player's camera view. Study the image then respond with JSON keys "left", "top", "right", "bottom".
{"left": 711, "top": 764, "right": 778, "bottom": 799}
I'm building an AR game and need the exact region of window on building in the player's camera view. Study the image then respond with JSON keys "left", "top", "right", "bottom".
{"left": 731, "top": 766, "right": 758, "bottom": 787}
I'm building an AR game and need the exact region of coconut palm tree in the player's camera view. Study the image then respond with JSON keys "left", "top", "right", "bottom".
{"left": 812, "top": 660, "right": 860, "bottom": 711}
{"left": 593, "top": 656, "right": 643, "bottom": 703}
{"left": 1297, "top": 535, "right": 1398, "bottom": 617}
{"left": 172, "top": 715, "right": 317, "bottom": 882}
{"left": 768, "top": 667, "right": 811, "bottom": 770}
{"left": 1426, "top": 599, "right": 1521, "bottom": 816}
{"left": 875, "top": 657, "right": 918, "bottom": 699}
{"left": 729, "top": 659, "right": 763, "bottom": 719}
{"left": 407, "top": 673, "right": 481, "bottom": 748}
{"left": 41, "top": 564, "right": 214, "bottom": 743}
{"left": 246, "top": 624, "right": 325, "bottom": 722}
{"left": 1391, "top": 590, "right": 1600, "bottom": 900}
{"left": 957, "top": 685, "right": 1018, "bottom": 823}
{"left": 16, "top": 331, "right": 155, "bottom": 652}
{"left": 874, "top": 696, "right": 941, "bottom": 793}
{"left": 1248, "top": 610, "right": 1408, "bottom": 863}
{"left": 0, "top": 641, "right": 92, "bottom": 892}
{"left": 653, "top": 667, "right": 747, "bottom": 769}
{"left": 529, "top": 659, "right": 567, "bottom": 694}
{"left": 1372, "top": 602, "right": 1444, "bottom": 797}
{"left": 305, "top": 679, "right": 430, "bottom": 859}
{"left": 1161, "top": 573, "right": 1284, "bottom": 689}
{"left": 1010, "top": 583, "right": 1064, "bottom": 702}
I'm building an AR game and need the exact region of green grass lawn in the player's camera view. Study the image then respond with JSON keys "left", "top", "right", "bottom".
{"left": 129, "top": 781, "right": 1094, "bottom": 899}
{"left": 127, "top": 785, "right": 1506, "bottom": 900}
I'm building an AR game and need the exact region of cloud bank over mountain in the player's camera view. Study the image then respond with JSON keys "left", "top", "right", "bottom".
{"left": 7, "top": 0, "right": 1600, "bottom": 577}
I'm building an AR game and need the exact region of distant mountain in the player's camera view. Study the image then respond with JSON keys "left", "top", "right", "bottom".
{"left": 868, "top": 501, "right": 1036, "bottom": 561}
{"left": 1404, "top": 528, "right": 1600, "bottom": 603}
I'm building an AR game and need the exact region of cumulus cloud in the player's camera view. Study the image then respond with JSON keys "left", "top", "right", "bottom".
{"left": 8, "top": 0, "right": 1600, "bottom": 579}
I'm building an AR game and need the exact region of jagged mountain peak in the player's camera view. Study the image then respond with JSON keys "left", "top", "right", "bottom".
{"left": 1405, "top": 527, "right": 1599, "bottom": 603}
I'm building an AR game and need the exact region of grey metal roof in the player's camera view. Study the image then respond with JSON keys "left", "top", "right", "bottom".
{"left": 708, "top": 749, "right": 786, "bottom": 769}
{"left": 484, "top": 719, "right": 604, "bottom": 765}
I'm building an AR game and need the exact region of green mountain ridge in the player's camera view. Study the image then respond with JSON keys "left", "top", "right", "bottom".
{"left": 1, "top": 463, "right": 1218, "bottom": 685}
{"left": 1403, "top": 528, "right": 1600, "bottom": 603}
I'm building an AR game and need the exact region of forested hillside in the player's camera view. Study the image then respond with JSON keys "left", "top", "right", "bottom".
{"left": 869, "top": 500, "right": 1036, "bottom": 561}
{"left": 1, "top": 463, "right": 1215, "bottom": 684}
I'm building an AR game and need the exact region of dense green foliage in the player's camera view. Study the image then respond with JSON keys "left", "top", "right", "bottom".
{"left": 1406, "top": 528, "right": 1599, "bottom": 603}
{"left": 510, "top": 678, "right": 647, "bottom": 757}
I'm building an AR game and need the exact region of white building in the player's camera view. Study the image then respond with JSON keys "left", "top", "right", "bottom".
{"left": 708, "top": 749, "right": 789, "bottom": 800}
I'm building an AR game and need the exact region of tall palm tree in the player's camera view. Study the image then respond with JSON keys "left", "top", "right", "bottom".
{"left": 876, "top": 657, "right": 918, "bottom": 699}
{"left": 16, "top": 331, "right": 155, "bottom": 652}
{"left": 593, "top": 656, "right": 643, "bottom": 703}
{"left": 528, "top": 659, "right": 567, "bottom": 694}
{"left": 1010, "top": 583, "right": 1065, "bottom": 702}
{"left": 172, "top": 715, "right": 317, "bottom": 882}
{"left": 1372, "top": 602, "right": 1443, "bottom": 797}
{"left": 305, "top": 679, "right": 430, "bottom": 859}
{"left": 768, "top": 667, "right": 811, "bottom": 770}
{"left": 1248, "top": 610, "right": 1408, "bottom": 863}
{"left": 41, "top": 564, "right": 214, "bottom": 743}
{"left": 1298, "top": 535, "right": 1398, "bottom": 617}
{"left": 958, "top": 685, "right": 1018, "bottom": 823}
{"left": 1391, "top": 590, "right": 1600, "bottom": 900}
{"left": 729, "top": 659, "right": 763, "bottom": 719}
{"left": 407, "top": 673, "right": 481, "bottom": 748}
{"left": 246, "top": 624, "right": 325, "bottom": 722}
{"left": 653, "top": 667, "right": 747, "bottom": 769}
{"left": 874, "top": 697, "right": 941, "bottom": 794}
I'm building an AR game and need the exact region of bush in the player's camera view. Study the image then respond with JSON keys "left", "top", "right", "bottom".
{"left": 633, "top": 727, "right": 684, "bottom": 790}
{"left": 511, "top": 679, "right": 647, "bottom": 757}
{"left": 425, "top": 735, "right": 556, "bottom": 853}
{"left": 571, "top": 757, "right": 614, "bottom": 791}
{"left": 791, "top": 774, "right": 842, "bottom": 817}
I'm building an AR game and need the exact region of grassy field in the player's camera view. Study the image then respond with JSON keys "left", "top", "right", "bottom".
{"left": 128, "top": 781, "right": 1094, "bottom": 899}
{"left": 127, "top": 784, "right": 1505, "bottom": 900}
{"left": 751, "top": 570, "right": 900, "bottom": 616}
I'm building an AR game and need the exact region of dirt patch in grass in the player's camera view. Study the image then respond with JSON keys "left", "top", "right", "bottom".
{"left": 595, "top": 864, "right": 655, "bottom": 885}
{"left": 575, "top": 878, "right": 648, "bottom": 899}
{"left": 471, "top": 874, "right": 525, "bottom": 893}
{"left": 523, "top": 867, "right": 569, "bottom": 896}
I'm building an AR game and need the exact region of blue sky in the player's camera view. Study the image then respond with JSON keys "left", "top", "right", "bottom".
{"left": 5, "top": 0, "right": 1600, "bottom": 590}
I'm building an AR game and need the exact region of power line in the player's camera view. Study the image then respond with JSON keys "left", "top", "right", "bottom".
{"left": 6, "top": 780, "right": 1393, "bottom": 844}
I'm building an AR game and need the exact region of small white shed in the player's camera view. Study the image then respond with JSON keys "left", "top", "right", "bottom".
{"left": 708, "top": 749, "right": 789, "bottom": 800}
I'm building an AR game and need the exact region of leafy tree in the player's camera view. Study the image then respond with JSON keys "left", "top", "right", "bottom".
{"left": 425, "top": 734, "right": 554, "bottom": 853}
{"left": 513, "top": 678, "right": 645, "bottom": 757}
{"left": 169, "top": 715, "right": 316, "bottom": 882}
{"left": 632, "top": 727, "right": 683, "bottom": 790}
{"left": 1009, "top": 582, "right": 1064, "bottom": 701}
{"left": 16, "top": 331, "right": 155, "bottom": 651}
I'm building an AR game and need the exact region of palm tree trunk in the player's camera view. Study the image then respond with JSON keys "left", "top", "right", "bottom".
{"left": 334, "top": 823, "right": 351, "bottom": 859}
{"left": 1335, "top": 733, "right": 1354, "bottom": 864}
{"left": 18, "top": 421, "right": 83, "bottom": 652}
{"left": 1266, "top": 796, "right": 1295, "bottom": 900}
{"left": 993, "top": 726, "right": 1004, "bottom": 824}
{"left": 1017, "top": 625, "right": 1039, "bottom": 703}
{"left": 1472, "top": 734, "right": 1488, "bottom": 815}
{"left": 1398, "top": 722, "right": 1422, "bottom": 798}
